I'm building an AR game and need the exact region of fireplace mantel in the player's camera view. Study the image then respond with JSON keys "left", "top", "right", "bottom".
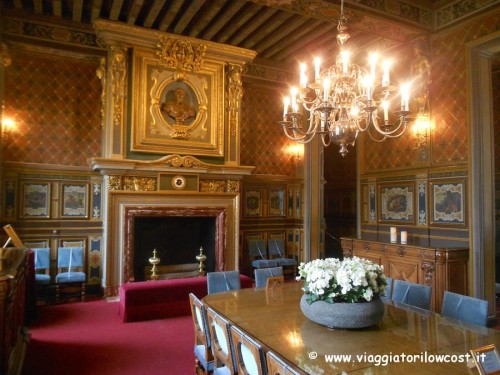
{"left": 103, "top": 190, "right": 240, "bottom": 297}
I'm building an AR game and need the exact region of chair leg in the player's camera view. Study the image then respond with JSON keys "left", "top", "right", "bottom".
{"left": 81, "top": 283, "right": 86, "bottom": 302}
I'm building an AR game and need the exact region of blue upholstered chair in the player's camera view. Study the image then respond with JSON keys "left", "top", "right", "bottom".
{"left": 248, "top": 240, "right": 277, "bottom": 269}
{"left": 441, "top": 291, "right": 489, "bottom": 327}
{"left": 189, "top": 293, "right": 214, "bottom": 374}
{"left": 34, "top": 248, "right": 51, "bottom": 285}
{"left": 207, "top": 270, "right": 241, "bottom": 295}
{"left": 267, "top": 239, "right": 297, "bottom": 268}
{"left": 392, "top": 279, "right": 432, "bottom": 310}
{"left": 206, "top": 307, "right": 237, "bottom": 375}
{"left": 55, "top": 247, "right": 86, "bottom": 302}
{"left": 382, "top": 276, "right": 393, "bottom": 300}
{"left": 254, "top": 267, "right": 284, "bottom": 288}
{"left": 230, "top": 325, "right": 267, "bottom": 375}
{"left": 266, "top": 350, "right": 301, "bottom": 375}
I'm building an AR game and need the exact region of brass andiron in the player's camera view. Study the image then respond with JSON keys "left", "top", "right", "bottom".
{"left": 149, "top": 249, "right": 160, "bottom": 281}
{"left": 196, "top": 246, "right": 207, "bottom": 276}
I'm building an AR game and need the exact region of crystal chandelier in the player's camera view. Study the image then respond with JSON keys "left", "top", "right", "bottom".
{"left": 279, "top": 0, "right": 413, "bottom": 157}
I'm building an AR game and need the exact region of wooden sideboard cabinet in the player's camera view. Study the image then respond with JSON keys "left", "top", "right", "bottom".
{"left": 0, "top": 248, "right": 30, "bottom": 375}
{"left": 341, "top": 238, "right": 469, "bottom": 312}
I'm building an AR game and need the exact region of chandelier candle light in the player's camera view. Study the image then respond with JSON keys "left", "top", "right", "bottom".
{"left": 279, "top": 0, "right": 413, "bottom": 156}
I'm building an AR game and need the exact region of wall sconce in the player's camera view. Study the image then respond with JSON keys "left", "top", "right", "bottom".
{"left": 412, "top": 111, "right": 430, "bottom": 148}
{"left": 286, "top": 144, "right": 304, "bottom": 166}
{"left": 1, "top": 116, "right": 16, "bottom": 133}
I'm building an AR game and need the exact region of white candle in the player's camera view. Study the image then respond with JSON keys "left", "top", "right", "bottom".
{"left": 390, "top": 227, "right": 397, "bottom": 243}
{"left": 314, "top": 57, "right": 321, "bottom": 83}
{"left": 323, "top": 77, "right": 330, "bottom": 101}
{"left": 382, "top": 60, "right": 391, "bottom": 87}
{"left": 382, "top": 101, "right": 389, "bottom": 122}
{"left": 283, "top": 97, "right": 290, "bottom": 117}
{"left": 341, "top": 51, "right": 350, "bottom": 74}
{"left": 401, "top": 231, "right": 407, "bottom": 245}
{"left": 290, "top": 87, "right": 298, "bottom": 112}
{"left": 369, "top": 53, "right": 378, "bottom": 81}
{"left": 400, "top": 83, "right": 410, "bottom": 111}
{"left": 300, "top": 63, "right": 307, "bottom": 89}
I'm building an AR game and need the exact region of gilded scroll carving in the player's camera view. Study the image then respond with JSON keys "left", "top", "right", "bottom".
{"left": 162, "top": 154, "right": 204, "bottom": 168}
{"left": 421, "top": 261, "right": 434, "bottom": 286}
{"left": 227, "top": 180, "right": 240, "bottom": 193}
{"left": 226, "top": 64, "right": 244, "bottom": 137}
{"left": 96, "top": 57, "right": 107, "bottom": 128}
{"left": 107, "top": 176, "right": 122, "bottom": 190}
{"left": 200, "top": 180, "right": 226, "bottom": 193}
{"left": 110, "top": 44, "right": 127, "bottom": 128}
{"left": 123, "top": 177, "right": 156, "bottom": 191}
{"left": 156, "top": 37, "right": 206, "bottom": 71}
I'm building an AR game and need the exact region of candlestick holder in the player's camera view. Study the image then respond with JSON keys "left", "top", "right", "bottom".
{"left": 196, "top": 246, "right": 207, "bottom": 276}
{"left": 148, "top": 249, "right": 160, "bottom": 281}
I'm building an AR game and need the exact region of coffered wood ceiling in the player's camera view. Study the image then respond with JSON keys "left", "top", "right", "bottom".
{"left": 1, "top": 0, "right": 498, "bottom": 68}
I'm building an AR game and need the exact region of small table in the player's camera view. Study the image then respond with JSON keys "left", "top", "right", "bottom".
{"left": 203, "top": 282, "right": 500, "bottom": 374}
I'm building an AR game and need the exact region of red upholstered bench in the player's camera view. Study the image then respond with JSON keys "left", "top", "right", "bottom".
{"left": 118, "top": 275, "right": 253, "bottom": 323}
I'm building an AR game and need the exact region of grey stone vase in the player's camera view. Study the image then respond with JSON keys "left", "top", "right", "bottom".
{"left": 300, "top": 294, "right": 385, "bottom": 329}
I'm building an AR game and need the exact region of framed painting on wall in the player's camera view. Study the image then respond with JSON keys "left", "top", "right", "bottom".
{"left": 61, "top": 184, "right": 89, "bottom": 218}
{"left": 131, "top": 45, "right": 225, "bottom": 157}
{"left": 379, "top": 183, "right": 415, "bottom": 224}
{"left": 244, "top": 190, "right": 261, "bottom": 217}
{"left": 430, "top": 179, "right": 466, "bottom": 226}
{"left": 20, "top": 182, "right": 50, "bottom": 219}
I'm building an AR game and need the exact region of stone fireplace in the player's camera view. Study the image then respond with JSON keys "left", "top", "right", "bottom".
{"left": 96, "top": 181, "right": 244, "bottom": 297}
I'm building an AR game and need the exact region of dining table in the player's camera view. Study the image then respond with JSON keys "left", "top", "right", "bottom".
{"left": 202, "top": 281, "right": 500, "bottom": 374}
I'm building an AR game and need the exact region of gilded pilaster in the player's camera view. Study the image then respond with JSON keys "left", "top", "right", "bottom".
{"left": 226, "top": 64, "right": 244, "bottom": 166}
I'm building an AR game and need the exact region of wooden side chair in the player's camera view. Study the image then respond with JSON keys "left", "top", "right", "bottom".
{"left": 206, "top": 307, "right": 237, "bottom": 374}
{"left": 188, "top": 293, "right": 214, "bottom": 375}
{"left": 33, "top": 247, "right": 51, "bottom": 302}
{"left": 441, "top": 291, "right": 489, "bottom": 327}
{"left": 230, "top": 325, "right": 267, "bottom": 375}
{"left": 267, "top": 239, "right": 297, "bottom": 277}
{"left": 266, "top": 350, "right": 304, "bottom": 375}
{"left": 392, "top": 279, "right": 431, "bottom": 310}
{"left": 55, "top": 247, "right": 86, "bottom": 302}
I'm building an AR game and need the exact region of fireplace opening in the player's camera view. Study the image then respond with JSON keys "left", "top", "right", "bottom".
{"left": 133, "top": 216, "right": 216, "bottom": 281}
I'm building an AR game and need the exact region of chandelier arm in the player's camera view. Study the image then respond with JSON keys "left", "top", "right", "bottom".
{"left": 370, "top": 113, "right": 408, "bottom": 136}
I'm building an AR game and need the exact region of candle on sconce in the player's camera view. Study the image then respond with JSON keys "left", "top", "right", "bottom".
{"left": 290, "top": 87, "right": 298, "bottom": 112}
{"left": 400, "top": 83, "right": 410, "bottom": 111}
{"left": 314, "top": 57, "right": 321, "bottom": 83}
{"left": 323, "top": 78, "right": 330, "bottom": 101}
{"left": 390, "top": 227, "right": 397, "bottom": 243}
{"left": 401, "top": 231, "right": 407, "bottom": 245}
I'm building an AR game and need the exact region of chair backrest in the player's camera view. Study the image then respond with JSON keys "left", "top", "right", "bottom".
{"left": 268, "top": 239, "right": 286, "bottom": 258}
{"left": 248, "top": 240, "right": 268, "bottom": 260}
{"left": 384, "top": 277, "right": 393, "bottom": 299}
{"left": 206, "top": 307, "right": 237, "bottom": 374}
{"left": 189, "top": 293, "right": 212, "bottom": 349}
{"left": 266, "top": 350, "right": 302, "bottom": 375}
{"left": 230, "top": 325, "right": 267, "bottom": 375}
{"left": 392, "top": 279, "right": 432, "bottom": 310}
{"left": 254, "top": 267, "right": 284, "bottom": 288}
{"left": 34, "top": 248, "right": 50, "bottom": 270}
{"left": 441, "top": 291, "right": 489, "bottom": 327}
{"left": 57, "top": 247, "right": 84, "bottom": 269}
{"left": 207, "top": 270, "right": 241, "bottom": 294}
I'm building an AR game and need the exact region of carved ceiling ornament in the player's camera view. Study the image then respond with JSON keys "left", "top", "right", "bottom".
{"left": 156, "top": 37, "right": 207, "bottom": 72}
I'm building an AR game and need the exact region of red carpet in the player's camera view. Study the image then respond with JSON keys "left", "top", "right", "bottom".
{"left": 23, "top": 300, "right": 195, "bottom": 375}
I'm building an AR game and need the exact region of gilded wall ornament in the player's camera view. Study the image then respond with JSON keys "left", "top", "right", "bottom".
{"left": 226, "top": 64, "right": 244, "bottom": 137}
{"left": 200, "top": 180, "right": 226, "bottom": 193}
{"left": 107, "top": 176, "right": 122, "bottom": 190}
{"left": 156, "top": 37, "right": 206, "bottom": 71}
{"left": 123, "top": 177, "right": 156, "bottom": 191}
{"left": 110, "top": 44, "right": 127, "bottom": 128}
{"left": 96, "top": 57, "right": 107, "bottom": 129}
{"left": 227, "top": 180, "right": 240, "bottom": 193}
{"left": 162, "top": 154, "right": 204, "bottom": 168}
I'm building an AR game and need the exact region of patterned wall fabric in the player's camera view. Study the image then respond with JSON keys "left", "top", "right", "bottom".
{"left": 3, "top": 50, "right": 102, "bottom": 166}
{"left": 240, "top": 84, "right": 297, "bottom": 176}
{"left": 361, "top": 8, "right": 500, "bottom": 172}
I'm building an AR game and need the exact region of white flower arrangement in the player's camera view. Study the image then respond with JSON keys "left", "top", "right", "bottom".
{"left": 296, "top": 256, "right": 387, "bottom": 304}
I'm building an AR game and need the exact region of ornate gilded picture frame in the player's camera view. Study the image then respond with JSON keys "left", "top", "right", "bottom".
{"left": 131, "top": 42, "right": 224, "bottom": 157}
{"left": 378, "top": 183, "right": 415, "bottom": 224}
{"left": 244, "top": 190, "right": 262, "bottom": 217}
{"left": 269, "top": 189, "right": 285, "bottom": 217}
{"left": 430, "top": 179, "right": 466, "bottom": 226}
